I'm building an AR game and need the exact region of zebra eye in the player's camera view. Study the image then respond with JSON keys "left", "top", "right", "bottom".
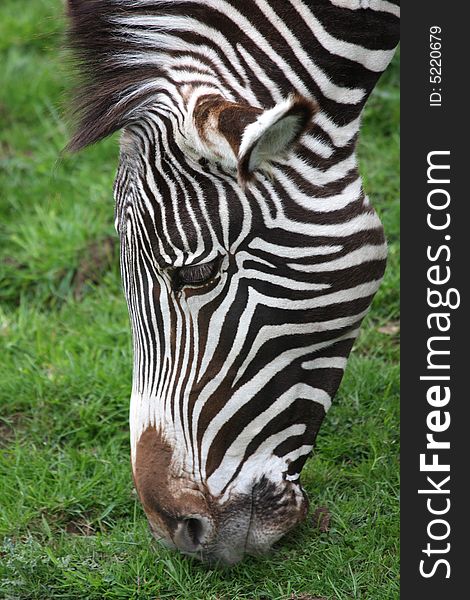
{"left": 172, "top": 257, "right": 221, "bottom": 290}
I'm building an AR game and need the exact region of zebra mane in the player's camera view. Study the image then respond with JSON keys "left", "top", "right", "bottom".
{"left": 66, "top": 0, "right": 188, "bottom": 151}
{"left": 66, "top": 0, "right": 400, "bottom": 152}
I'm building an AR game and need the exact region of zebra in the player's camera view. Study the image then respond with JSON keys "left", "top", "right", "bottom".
{"left": 66, "top": 0, "right": 399, "bottom": 565}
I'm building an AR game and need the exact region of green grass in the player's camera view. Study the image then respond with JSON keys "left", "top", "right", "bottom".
{"left": 0, "top": 2, "right": 400, "bottom": 599}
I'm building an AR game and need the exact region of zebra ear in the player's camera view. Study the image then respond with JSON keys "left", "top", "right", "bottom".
{"left": 191, "top": 94, "right": 317, "bottom": 185}
{"left": 237, "top": 95, "right": 317, "bottom": 184}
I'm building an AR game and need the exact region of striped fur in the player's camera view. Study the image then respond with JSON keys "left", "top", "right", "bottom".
{"left": 67, "top": 0, "right": 399, "bottom": 564}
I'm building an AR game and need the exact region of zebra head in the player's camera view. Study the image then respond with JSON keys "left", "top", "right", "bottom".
{"left": 67, "top": 0, "right": 399, "bottom": 564}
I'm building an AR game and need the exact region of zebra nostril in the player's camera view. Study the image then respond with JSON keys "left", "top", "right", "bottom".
{"left": 185, "top": 517, "right": 203, "bottom": 546}
{"left": 174, "top": 516, "right": 211, "bottom": 553}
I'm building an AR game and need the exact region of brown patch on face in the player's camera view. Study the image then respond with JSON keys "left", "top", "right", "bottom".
{"left": 134, "top": 427, "right": 212, "bottom": 541}
{"left": 193, "top": 94, "right": 262, "bottom": 156}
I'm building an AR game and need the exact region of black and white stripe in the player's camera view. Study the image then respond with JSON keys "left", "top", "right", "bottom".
{"left": 68, "top": 0, "right": 399, "bottom": 563}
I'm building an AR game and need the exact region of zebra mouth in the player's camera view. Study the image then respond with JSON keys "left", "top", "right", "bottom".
{"left": 186, "top": 479, "right": 308, "bottom": 565}
{"left": 145, "top": 478, "right": 307, "bottom": 565}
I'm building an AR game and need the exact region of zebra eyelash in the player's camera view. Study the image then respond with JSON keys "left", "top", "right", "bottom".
{"left": 171, "top": 256, "right": 221, "bottom": 290}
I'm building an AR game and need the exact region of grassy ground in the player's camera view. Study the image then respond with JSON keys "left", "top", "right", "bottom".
{"left": 0, "top": 1, "right": 400, "bottom": 598}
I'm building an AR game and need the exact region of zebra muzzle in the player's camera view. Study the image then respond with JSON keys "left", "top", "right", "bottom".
{"left": 172, "top": 515, "right": 213, "bottom": 553}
